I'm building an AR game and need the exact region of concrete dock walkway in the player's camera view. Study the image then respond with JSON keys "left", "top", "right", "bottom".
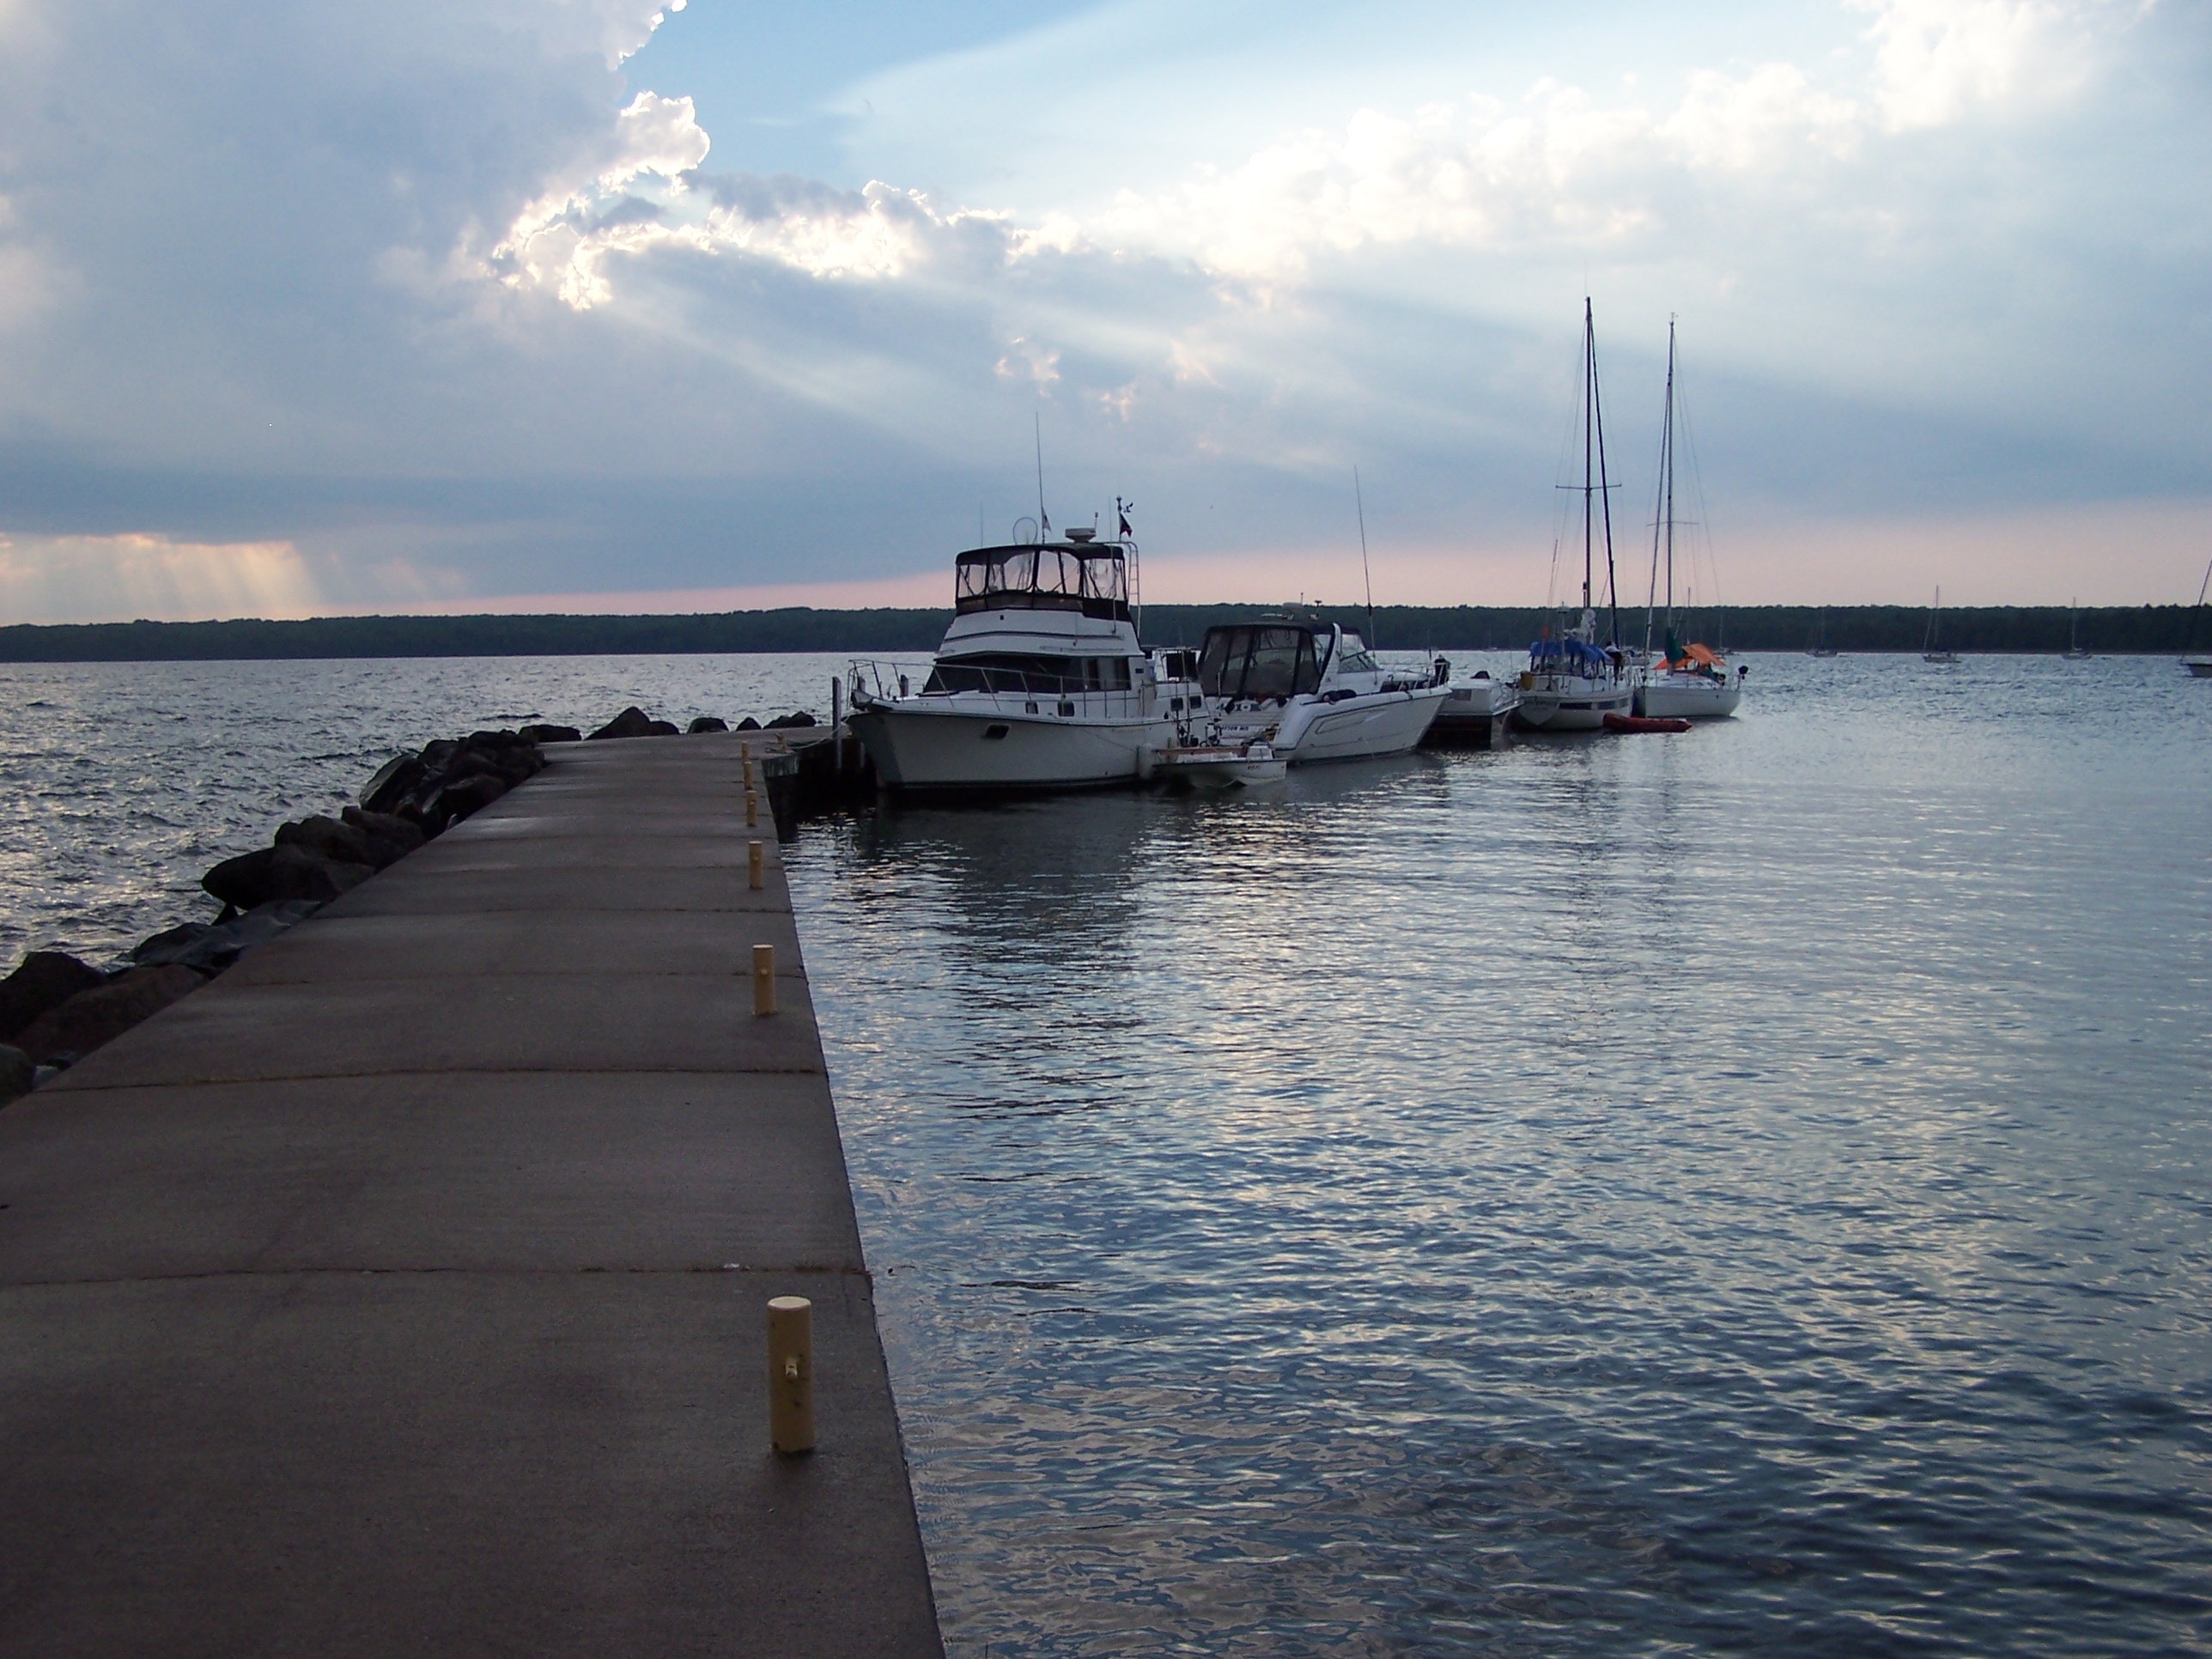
{"left": 0, "top": 733, "right": 942, "bottom": 1656}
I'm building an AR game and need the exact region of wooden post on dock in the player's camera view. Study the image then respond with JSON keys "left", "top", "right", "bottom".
{"left": 752, "top": 944, "right": 775, "bottom": 1016}
{"left": 767, "top": 1296, "right": 816, "bottom": 1454}
{"left": 748, "top": 841, "right": 763, "bottom": 891}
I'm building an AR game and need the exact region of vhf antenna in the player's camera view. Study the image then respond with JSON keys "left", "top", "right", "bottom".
{"left": 1354, "top": 465, "right": 1376, "bottom": 647}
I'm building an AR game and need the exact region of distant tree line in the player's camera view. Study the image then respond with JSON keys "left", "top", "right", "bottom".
{"left": 0, "top": 602, "right": 2204, "bottom": 662}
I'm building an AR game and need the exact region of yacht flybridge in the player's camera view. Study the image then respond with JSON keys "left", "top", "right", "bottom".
{"left": 847, "top": 530, "right": 1201, "bottom": 792}
{"left": 1200, "top": 621, "right": 1449, "bottom": 763}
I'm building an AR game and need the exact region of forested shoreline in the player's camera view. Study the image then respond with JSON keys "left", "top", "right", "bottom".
{"left": 0, "top": 602, "right": 2203, "bottom": 662}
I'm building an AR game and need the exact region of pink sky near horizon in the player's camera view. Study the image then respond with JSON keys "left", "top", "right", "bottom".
{"left": 349, "top": 498, "right": 2212, "bottom": 619}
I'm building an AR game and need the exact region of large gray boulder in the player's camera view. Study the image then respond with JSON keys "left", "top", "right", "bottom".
{"left": 15, "top": 965, "right": 204, "bottom": 1066}
{"left": 342, "top": 805, "right": 424, "bottom": 854}
{"left": 360, "top": 753, "right": 426, "bottom": 816}
{"left": 0, "top": 952, "right": 107, "bottom": 1044}
{"left": 587, "top": 707, "right": 660, "bottom": 740}
{"left": 436, "top": 775, "right": 507, "bottom": 821}
{"left": 276, "top": 814, "right": 407, "bottom": 870}
{"left": 519, "top": 723, "right": 580, "bottom": 744}
{"left": 203, "top": 845, "right": 375, "bottom": 909}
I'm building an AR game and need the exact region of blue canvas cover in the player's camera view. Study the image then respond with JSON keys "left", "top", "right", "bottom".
{"left": 1528, "top": 638, "right": 1611, "bottom": 671}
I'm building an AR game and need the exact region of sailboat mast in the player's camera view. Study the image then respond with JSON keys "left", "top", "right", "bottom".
{"left": 1582, "top": 298, "right": 1594, "bottom": 614}
{"left": 1591, "top": 311, "right": 1620, "bottom": 649}
{"left": 1663, "top": 319, "right": 1677, "bottom": 634}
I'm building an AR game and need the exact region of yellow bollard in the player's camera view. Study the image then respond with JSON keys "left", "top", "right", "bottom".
{"left": 745, "top": 790, "right": 758, "bottom": 828}
{"left": 748, "top": 839, "right": 764, "bottom": 890}
{"left": 742, "top": 757, "right": 754, "bottom": 787}
{"left": 752, "top": 944, "right": 775, "bottom": 1016}
{"left": 740, "top": 740, "right": 750, "bottom": 761}
{"left": 767, "top": 1295, "right": 815, "bottom": 1454}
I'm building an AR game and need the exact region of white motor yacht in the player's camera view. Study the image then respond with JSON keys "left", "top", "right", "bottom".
{"left": 1200, "top": 621, "right": 1449, "bottom": 762}
{"left": 847, "top": 532, "right": 1201, "bottom": 792}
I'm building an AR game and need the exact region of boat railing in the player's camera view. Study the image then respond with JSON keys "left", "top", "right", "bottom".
{"left": 849, "top": 659, "right": 1177, "bottom": 719}
{"left": 848, "top": 659, "right": 936, "bottom": 702}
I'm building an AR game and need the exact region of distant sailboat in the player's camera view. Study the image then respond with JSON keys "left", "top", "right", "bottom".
{"left": 1923, "top": 587, "right": 1959, "bottom": 665}
{"left": 1807, "top": 608, "right": 1838, "bottom": 659}
{"left": 2185, "top": 559, "right": 2212, "bottom": 678}
{"left": 2062, "top": 599, "right": 2092, "bottom": 660}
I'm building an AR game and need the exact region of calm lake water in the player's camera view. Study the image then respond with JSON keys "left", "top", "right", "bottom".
{"left": 3, "top": 651, "right": 2208, "bottom": 1655}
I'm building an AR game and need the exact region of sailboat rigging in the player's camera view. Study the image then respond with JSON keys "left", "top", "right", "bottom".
{"left": 1923, "top": 587, "right": 1959, "bottom": 665}
{"left": 1514, "top": 298, "right": 1633, "bottom": 730}
{"left": 1635, "top": 318, "right": 1741, "bottom": 720}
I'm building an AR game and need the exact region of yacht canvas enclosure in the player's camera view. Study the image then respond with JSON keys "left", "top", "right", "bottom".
{"left": 1198, "top": 625, "right": 1325, "bottom": 701}
{"left": 954, "top": 543, "right": 1130, "bottom": 621}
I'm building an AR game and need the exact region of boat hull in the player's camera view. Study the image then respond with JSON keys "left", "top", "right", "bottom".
{"left": 1514, "top": 676, "right": 1632, "bottom": 730}
{"left": 1249, "top": 685, "right": 1449, "bottom": 763}
{"left": 1424, "top": 683, "right": 1522, "bottom": 750}
{"left": 1636, "top": 675, "right": 1741, "bottom": 720}
{"left": 1156, "top": 748, "right": 1286, "bottom": 790}
{"left": 849, "top": 701, "right": 1170, "bottom": 792}
{"left": 2184, "top": 656, "right": 2212, "bottom": 678}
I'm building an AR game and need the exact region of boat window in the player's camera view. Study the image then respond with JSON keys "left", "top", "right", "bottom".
{"left": 1198, "top": 626, "right": 1321, "bottom": 699}
{"left": 952, "top": 544, "right": 1132, "bottom": 619}
{"left": 1338, "top": 647, "right": 1379, "bottom": 675}
{"left": 924, "top": 653, "right": 1132, "bottom": 696}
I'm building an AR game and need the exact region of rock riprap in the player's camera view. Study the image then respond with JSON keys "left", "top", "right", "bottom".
{"left": 0, "top": 707, "right": 806, "bottom": 1099}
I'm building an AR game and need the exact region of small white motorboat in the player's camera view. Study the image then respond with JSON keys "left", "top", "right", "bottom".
{"left": 1154, "top": 741, "right": 1285, "bottom": 790}
{"left": 1201, "top": 621, "right": 1449, "bottom": 763}
{"left": 1424, "top": 669, "right": 1521, "bottom": 749}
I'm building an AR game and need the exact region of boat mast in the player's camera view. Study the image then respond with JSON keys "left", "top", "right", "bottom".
{"left": 1590, "top": 303, "right": 1620, "bottom": 650}
{"left": 1582, "top": 299, "right": 1595, "bottom": 623}
{"left": 1645, "top": 317, "right": 1676, "bottom": 662}
{"left": 1355, "top": 465, "right": 1376, "bottom": 647}
{"left": 1663, "top": 318, "right": 1677, "bottom": 647}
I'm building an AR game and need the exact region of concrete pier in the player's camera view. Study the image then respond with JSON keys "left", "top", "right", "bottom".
{"left": 0, "top": 733, "right": 942, "bottom": 1656}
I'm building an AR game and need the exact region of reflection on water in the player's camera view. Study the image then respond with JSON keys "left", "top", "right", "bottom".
{"left": 793, "top": 653, "right": 2212, "bottom": 1656}
{"left": 1, "top": 650, "right": 2206, "bottom": 1653}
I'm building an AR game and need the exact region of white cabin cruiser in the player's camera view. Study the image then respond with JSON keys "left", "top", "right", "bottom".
{"left": 847, "top": 532, "right": 1201, "bottom": 792}
{"left": 1200, "top": 621, "right": 1448, "bottom": 763}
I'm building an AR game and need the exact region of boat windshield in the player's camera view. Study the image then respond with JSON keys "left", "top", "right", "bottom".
{"left": 1197, "top": 625, "right": 1322, "bottom": 700}
{"left": 954, "top": 544, "right": 1130, "bottom": 620}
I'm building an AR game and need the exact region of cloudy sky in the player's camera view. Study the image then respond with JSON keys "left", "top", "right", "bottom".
{"left": 0, "top": 0, "right": 2205, "bottom": 621}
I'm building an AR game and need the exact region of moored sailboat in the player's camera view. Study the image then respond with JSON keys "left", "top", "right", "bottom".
{"left": 1635, "top": 318, "right": 1741, "bottom": 721}
{"left": 1516, "top": 297, "right": 1634, "bottom": 731}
